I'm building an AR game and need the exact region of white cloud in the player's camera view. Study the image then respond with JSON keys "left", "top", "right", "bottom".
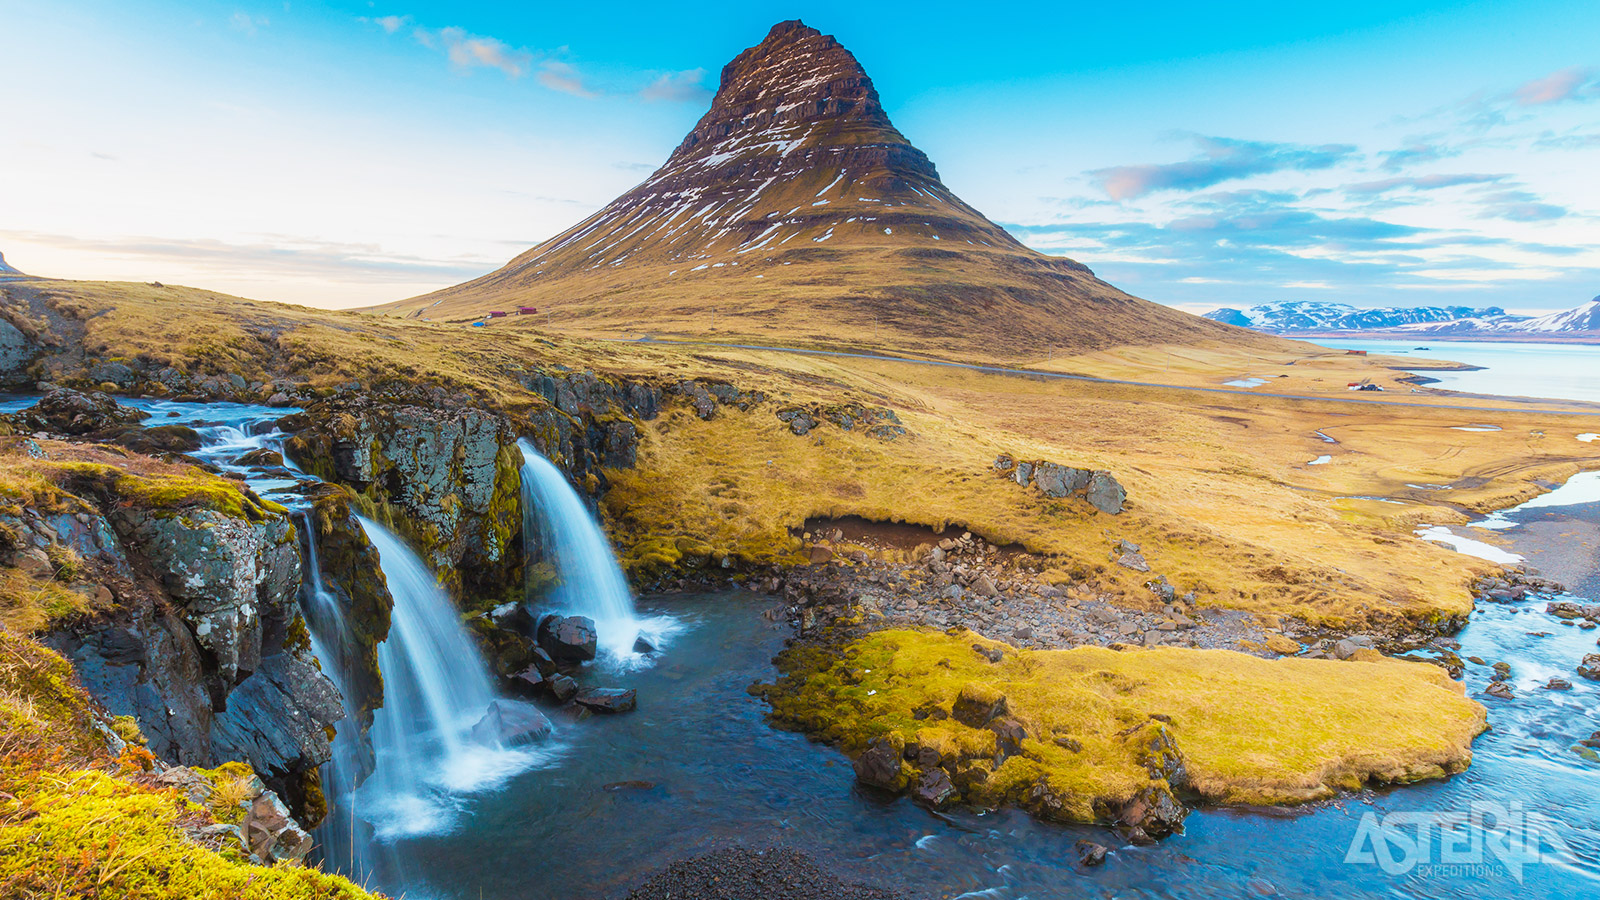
{"left": 537, "top": 60, "right": 598, "bottom": 98}
{"left": 640, "top": 69, "right": 710, "bottom": 103}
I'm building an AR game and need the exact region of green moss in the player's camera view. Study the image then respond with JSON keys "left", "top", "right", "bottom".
{"left": 765, "top": 628, "right": 1488, "bottom": 820}
{"left": 44, "top": 543, "right": 82, "bottom": 582}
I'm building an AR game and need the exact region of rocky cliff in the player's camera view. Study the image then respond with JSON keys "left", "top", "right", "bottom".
{"left": 0, "top": 405, "right": 345, "bottom": 824}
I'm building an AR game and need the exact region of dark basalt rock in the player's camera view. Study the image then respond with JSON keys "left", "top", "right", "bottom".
{"left": 575, "top": 687, "right": 637, "bottom": 713}
{"left": 951, "top": 683, "right": 1008, "bottom": 728}
{"left": 852, "top": 734, "right": 907, "bottom": 791}
{"left": 508, "top": 665, "right": 547, "bottom": 695}
{"left": 1578, "top": 654, "right": 1600, "bottom": 682}
{"left": 1075, "top": 839, "right": 1108, "bottom": 867}
{"left": 910, "top": 768, "right": 955, "bottom": 808}
{"left": 1118, "top": 785, "right": 1187, "bottom": 840}
{"left": 538, "top": 614, "right": 598, "bottom": 663}
{"left": 547, "top": 673, "right": 580, "bottom": 703}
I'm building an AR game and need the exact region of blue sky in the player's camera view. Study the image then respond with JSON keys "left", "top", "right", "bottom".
{"left": 3, "top": 1, "right": 1598, "bottom": 312}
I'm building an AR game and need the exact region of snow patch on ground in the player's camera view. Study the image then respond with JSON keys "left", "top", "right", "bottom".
{"left": 1414, "top": 525, "right": 1523, "bottom": 564}
{"left": 1308, "top": 455, "right": 1332, "bottom": 466}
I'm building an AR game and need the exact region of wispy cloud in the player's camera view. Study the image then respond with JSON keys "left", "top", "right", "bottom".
{"left": 1377, "top": 140, "right": 1459, "bottom": 171}
{"left": 1344, "top": 173, "right": 1505, "bottom": 196}
{"left": 414, "top": 25, "right": 533, "bottom": 79}
{"left": 230, "top": 11, "right": 268, "bottom": 35}
{"left": 639, "top": 69, "right": 710, "bottom": 103}
{"left": 1477, "top": 190, "right": 1567, "bottom": 222}
{"left": 363, "top": 14, "right": 409, "bottom": 35}
{"left": 1, "top": 230, "right": 494, "bottom": 283}
{"left": 536, "top": 60, "right": 597, "bottom": 98}
{"left": 1090, "top": 136, "right": 1357, "bottom": 201}
{"left": 1512, "top": 66, "right": 1600, "bottom": 106}
{"left": 371, "top": 16, "right": 605, "bottom": 96}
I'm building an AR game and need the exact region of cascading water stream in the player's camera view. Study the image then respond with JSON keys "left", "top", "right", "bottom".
{"left": 516, "top": 440, "right": 675, "bottom": 663}
{"left": 139, "top": 400, "right": 545, "bottom": 890}
{"left": 353, "top": 518, "right": 540, "bottom": 841}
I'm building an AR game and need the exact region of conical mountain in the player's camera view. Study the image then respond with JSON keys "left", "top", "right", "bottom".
{"left": 385, "top": 20, "right": 1271, "bottom": 358}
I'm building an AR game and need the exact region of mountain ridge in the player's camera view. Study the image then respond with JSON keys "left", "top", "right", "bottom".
{"left": 378, "top": 20, "right": 1275, "bottom": 359}
{"left": 1207, "top": 298, "right": 1600, "bottom": 343}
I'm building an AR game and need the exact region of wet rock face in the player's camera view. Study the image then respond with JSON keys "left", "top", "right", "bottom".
{"left": 286, "top": 400, "right": 522, "bottom": 579}
{"left": 286, "top": 375, "right": 654, "bottom": 595}
{"left": 113, "top": 508, "right": 299, "bottom": 690}
{"left": 43, "top": 496, "right": 343, "bottom": 812}
{"left": 305, "top": 490, "right": 393, "bottom": 738}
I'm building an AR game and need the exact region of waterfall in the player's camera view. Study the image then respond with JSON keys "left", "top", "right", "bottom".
{"left": 517, "top": 440, "right": 666, "bottom": 662}
{"left": 353, "top": 517, "right": 534, "bottom": 842}
{"left": 297, "top": 524, "right": 372, "bottom": 883}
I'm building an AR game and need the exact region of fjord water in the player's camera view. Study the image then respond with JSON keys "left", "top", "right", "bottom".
{"left": 1314, "top": 339, "right": 1600, "bottom": 403}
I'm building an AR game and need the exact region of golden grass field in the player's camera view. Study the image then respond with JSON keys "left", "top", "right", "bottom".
{"left": 9, "top": 276, "right": 1600, "bottom": 630}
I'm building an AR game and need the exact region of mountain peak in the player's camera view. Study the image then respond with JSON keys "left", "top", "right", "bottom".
{"left": 0, "top": 251, "right": 21, "bottom": 276}
{"left": 668, "top": 19, "right": 905, "bottom": 166}
{"left": 387, "top": 21, "right": 1264, "bottom": 358}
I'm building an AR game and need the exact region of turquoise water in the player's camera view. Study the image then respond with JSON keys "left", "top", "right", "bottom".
{"left": 1313, "top": 339, "right": 1600, "bottom": 404}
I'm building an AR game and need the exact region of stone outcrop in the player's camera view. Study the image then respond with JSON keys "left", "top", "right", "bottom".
{"left": 284, "top": 400, "right": 523, "bottom": 591}
{"left": 993, "top": 454, "right": 1127, "bottom": 514}
{"left": 284, "top": 369, "right": 659, "bottom": 598}
{"left": 21, "top": 469, "right": 344, "bottom": 823}
{"left": 8, "top": 387, "right": 149, "bottom": 435}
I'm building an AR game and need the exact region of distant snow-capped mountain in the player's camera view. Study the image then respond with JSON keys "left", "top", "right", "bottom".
{"left": 1507, "top": 298, "right": 1600, "bottom": 333}
{"left": 0, "top": 251, "right": 21, "bottom": 276}
{"left": 1204, "top": 298, "right": 1600, "bottom": 341}
{"left": 1203, "top": 301, "right": 1511, "bottom": 333}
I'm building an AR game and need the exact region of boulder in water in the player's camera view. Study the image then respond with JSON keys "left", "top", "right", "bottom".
{"left": 538, "top": 614, "right": 598, "bottom": 663}
{"left": 547, "top": 673, "right": 579, "bottom": 703}
{"left": 14, "top": 387, "right": 147, "bottom": 435}
{"left": 633, "top": 635, "right": 657, "bottom": 654}
{"left": 1578, "top": 654, "right": 1600, "bottom": 681}
{"left": 1075, "top": 839, "right": 1108, "bottom": 867}
{"left": 471, "top": 699, "right": 553, "bottom": 746}
{"left": 508, "top": 665, "right": 547, "bottom": 696}
{"left": 575, "top": 687, "right": 637, "bottom": 713}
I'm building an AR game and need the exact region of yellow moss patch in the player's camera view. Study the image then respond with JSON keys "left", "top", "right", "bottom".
{"left": 0, "top": 770, "right": 378, "bottom": 899}
{"left": 0, "top": 630, "right": 383, "bottom": 899}
{"left": 767, "top": 629, "right": 1486, "bottom": 819}
{"left": 0, "top": 566, "right": 101, "bottom": 633}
